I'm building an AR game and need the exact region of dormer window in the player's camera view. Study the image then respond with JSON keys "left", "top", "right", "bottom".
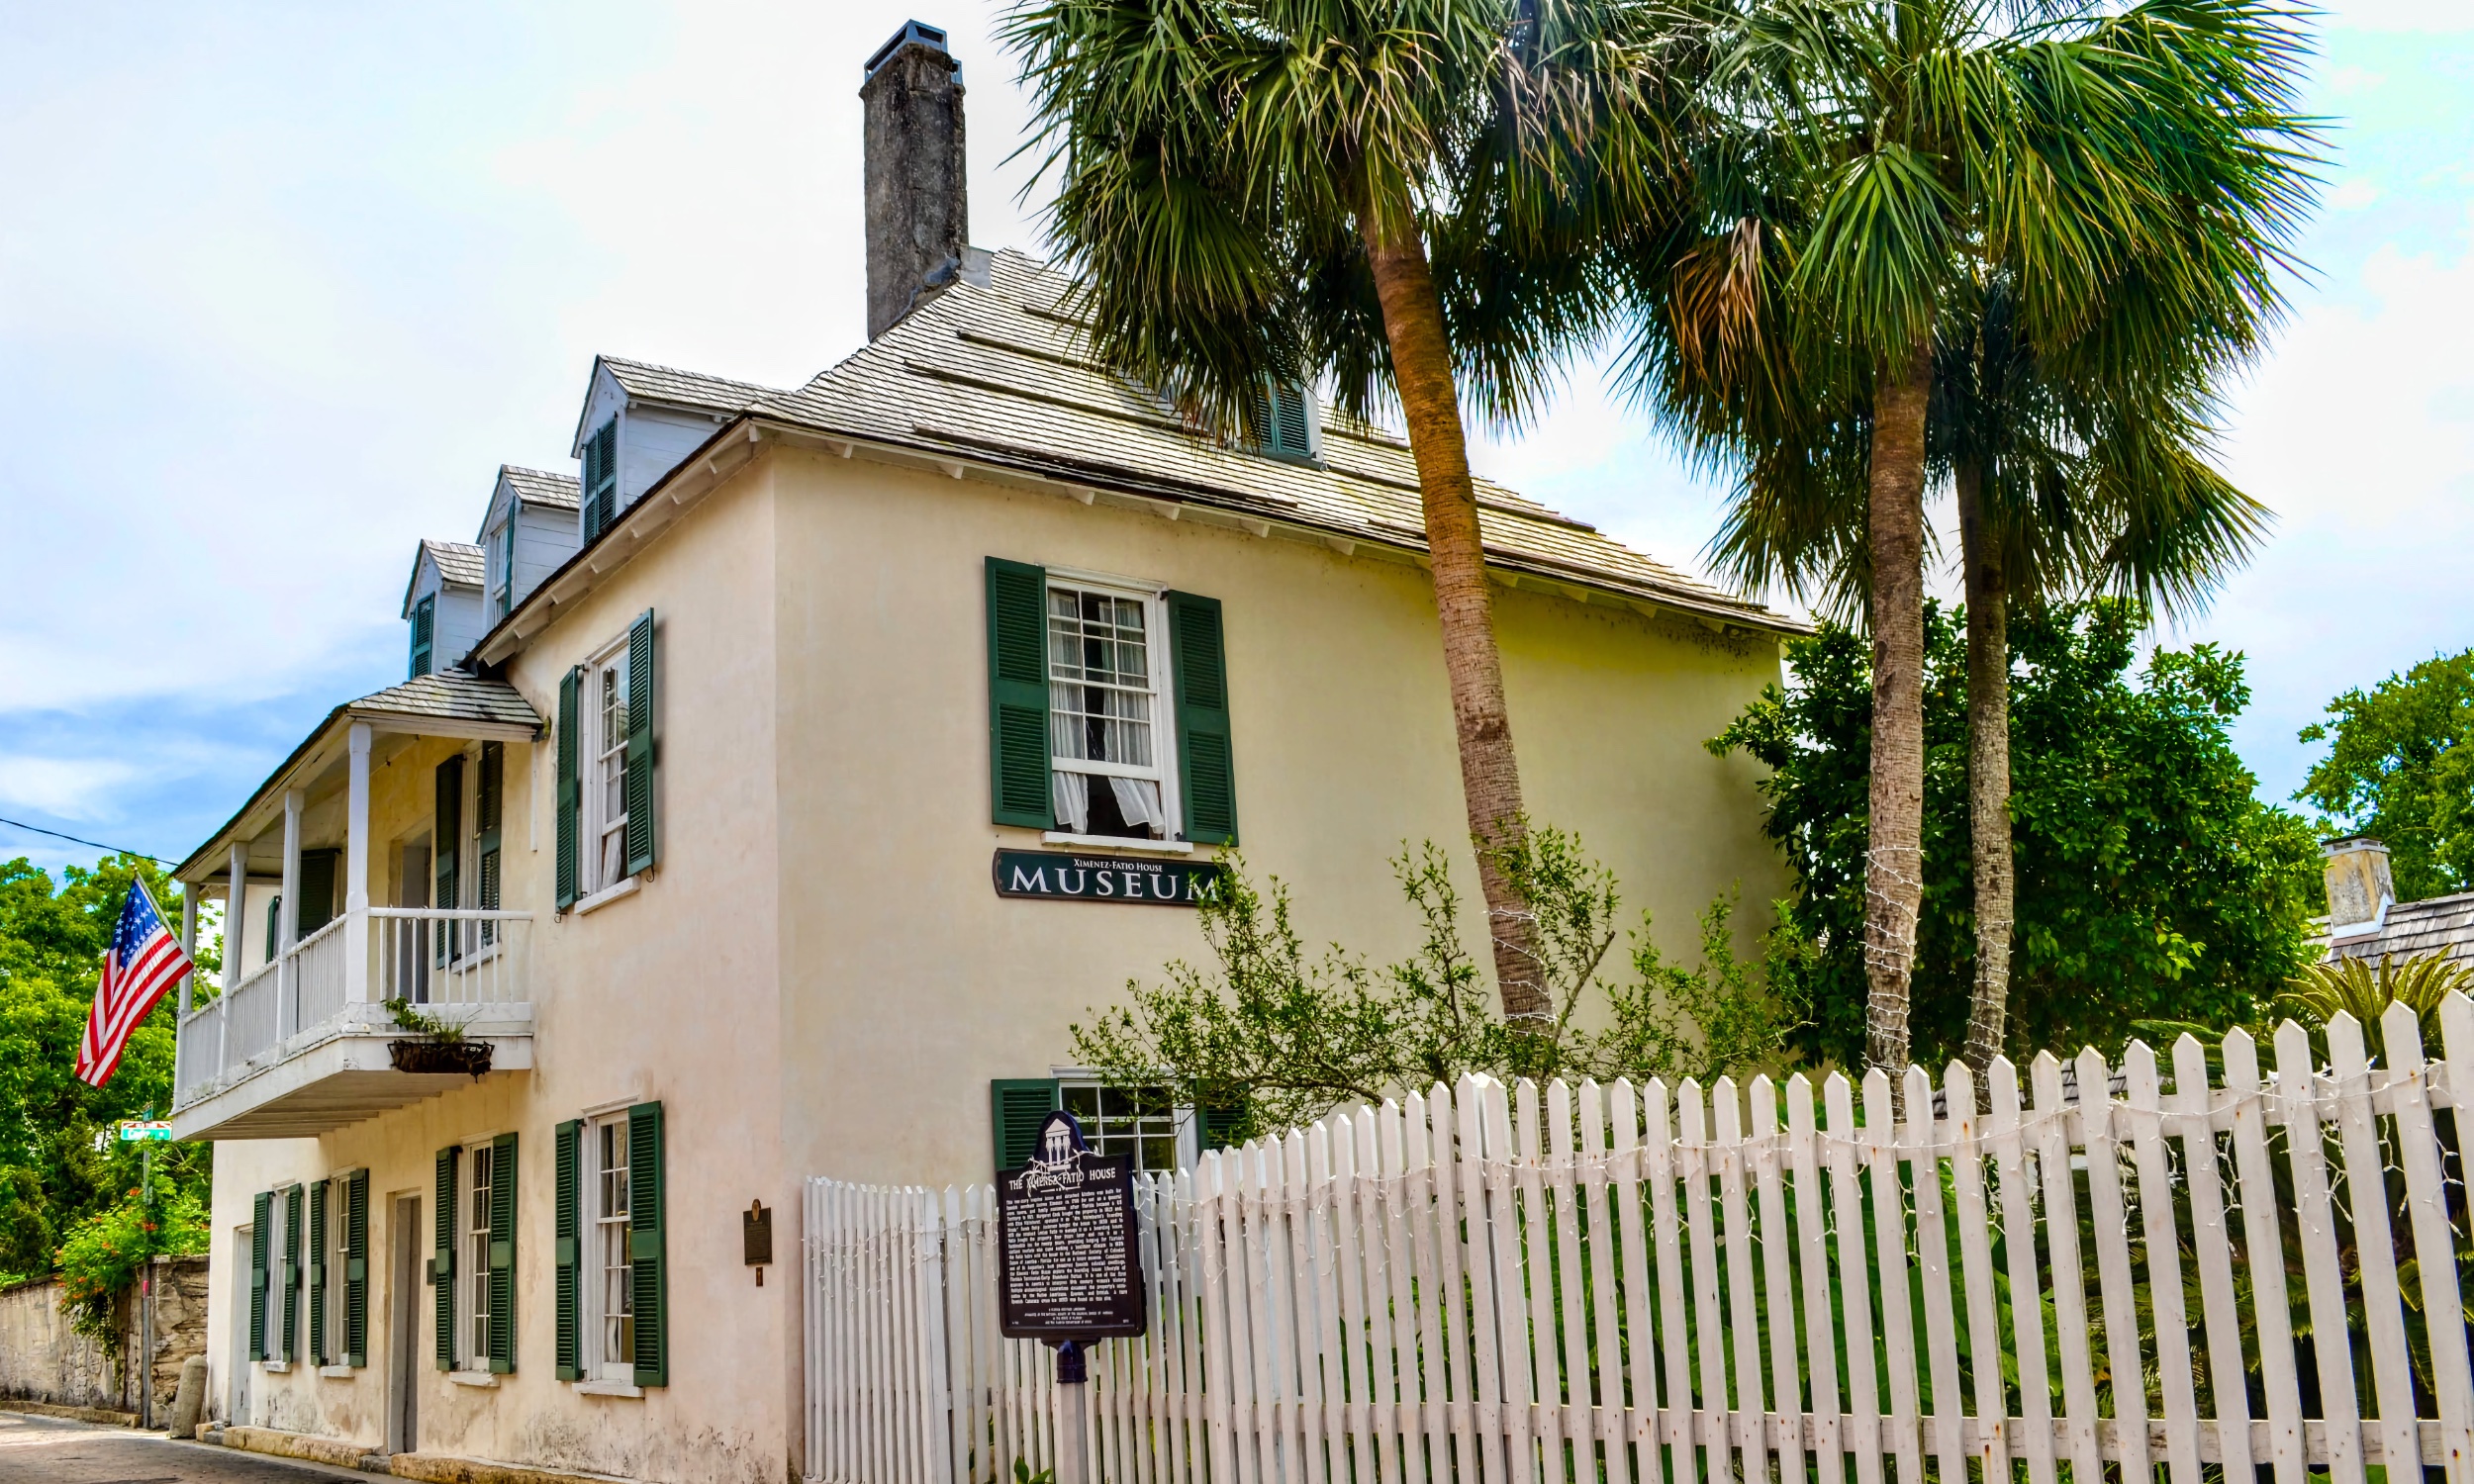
{"left": 582, "top": 419, "right": 618, "bottom": 541}
{"left": 1254, "top": 381, "right": 1317, "bottom": 464}
{"left": 410, "top": 595, "right": 435, "bottom": 679}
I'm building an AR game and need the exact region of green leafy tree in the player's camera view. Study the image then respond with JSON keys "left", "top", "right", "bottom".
{"left": 2297, "top": 648, "right": 2474, "bottom": 902}
{"left": 0, "top": 854, "right": 215, "bottom": 1280}
{"left": 1003, "top": 0, "right": 1691, "bottom": 1023}
{"left": 1071, "top": 828, "right": 1801, "bottom": 1144}
{"left": 1711, "top": 601, "right": 2319, "bottom": 1068}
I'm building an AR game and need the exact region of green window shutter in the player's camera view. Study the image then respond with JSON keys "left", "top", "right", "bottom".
{"left": 627, "top": 1101, "right": 667, "bottom": 1387}
{"left": 249, "top": 1191, "right": 271, "bottom": 1360}
{"left": 623, "top": 609, "right": 656, "bottom": 878}
{"left": 985, "top": 558, "right": 1053, "bottom": 828}
{"left": 410, "top": 595, "right": 435, "bottom": 679}
{"left": 990, "top": 1078, "right": 1061, "bottom": 1175}
{"left": 584, "top": 420, "right": 618, "bottom": 541}
{"left": 307, "top": 1179, "right": 328, "bottom": 1364}
{"left": 1168, "top": 592, "right": 1238, "bottom": 845}
{"left": 434, "top": 755, "right": 464, "bottom": 964}
{"left": 1199, "top": 1100, "right": 1247, "bottom": 1152}
{"left": 264, "top": 894, "right": 281, "bottom": 965}
{"left": 554, "top": 1120, "right": 582, "bottom": 1380}
{"left": 298, "top": 850, "right": 338, "bottom": 937}
{"left": 433, "top": 1147, "right": 457, "bottom": 1370}
{"left": 556, "top": 668, "right": 581, "bottom": 911}
{"left": 345, "top": 1169, "right": 369, "bottom": 1367}
{"left": 488, "top": 1132, "right": 518, "bottom": 1374}
{"left": 280, "top": 1184, "right": 303, "bottom": 1363}
{"left": 477, "top": 743, "right": 504, "bottom": 943}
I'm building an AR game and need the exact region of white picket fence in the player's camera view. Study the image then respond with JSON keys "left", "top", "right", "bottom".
{"left": 805, "top": 1000, "right": 2474, "bottom": 1484}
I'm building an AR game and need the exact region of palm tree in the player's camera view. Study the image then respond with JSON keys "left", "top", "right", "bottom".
{"left": 1004, "top": 0, "right": 1692, "bottom": 1025}
{"left": 1626, "top": 0, "right": 2316, "bottom": 1074}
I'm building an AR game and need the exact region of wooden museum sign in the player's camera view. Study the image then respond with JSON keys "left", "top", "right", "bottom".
{"left": 991, "top": 849, "right": 1220, "bottom": 906}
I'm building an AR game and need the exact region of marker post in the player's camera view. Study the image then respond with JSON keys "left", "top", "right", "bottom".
{"left": 1053, "top": 1341, "right": 1090, "bottom": 1484}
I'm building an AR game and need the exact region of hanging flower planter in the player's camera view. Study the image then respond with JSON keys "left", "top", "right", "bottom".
{"left": 388, "top": 1039, "right": 493, "bottom": 1077}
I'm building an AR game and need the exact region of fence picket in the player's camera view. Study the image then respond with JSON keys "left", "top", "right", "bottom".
{"left": 1575, "top": 1082, "right": 1634, "bottom": 1484}
{"left": 1783, "top": 1076, "right": 1844, "bottom": 1484}
{"left": 802, "top": 1001, "right": 2474, "bottom": 1484}
{"left": 1940, "top": 1064, "right": 2005, "bottom": 1484}
{"left": 1750, "top": 1078, "right": 1804, "bottom": 1484}
{"left": 2274, "top": 1019, "right": 2367, "bottom": 1484}
{"left": 2390, "top": 1001, "right": 2474, "bottom": 1484}
{"left": 1861, "top": 1071, "right": 1921, "bottom": 1484}
{"left": 2075, "top": 1046, "right": 2148, "bottom": 1478}
{"left": 1824, "top": 1073, "right": 1882, "bottom": 1484}
{"left": 2223, "top": 1028, "right": 2307, "bottom": 1484}
{"left": 1983, "top": 1060, "right": 2053, "bottom": 1484}
{"left": 1903, "top": 1067, "right": 1965, "bottom": 1484}
{"left": 1712, "top": 1080, "right": 1766, "bottom": 1484}
{"left": 2167, "top": 1036, "right": 2253, "bottom": 1484}
{"left": 1644, "top": 1080, "right": 1698, "bottom": 1484}
{"left": 2029, "top": 1053, "right": 2101, "bottom": 1484}
{"left": 2325, "top": 1013, "right": 2422, "bottom": 1475}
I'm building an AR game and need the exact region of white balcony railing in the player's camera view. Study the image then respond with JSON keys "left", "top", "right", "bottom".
{"left": 173, "top": 907, "right": 532, "bottom": 1108}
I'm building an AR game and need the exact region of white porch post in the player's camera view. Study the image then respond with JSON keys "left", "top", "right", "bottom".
{"left": 280, "top": 790, "right": 303, "bottom": 1040}
{"left": 223, "top": 842, "right": 245, "bottom": 1077}
{"left": 177, "top": 885, "right": 197, "bottom": 1017}
{"left": 345, "top": 723, "right": 372, "bottom": 1006}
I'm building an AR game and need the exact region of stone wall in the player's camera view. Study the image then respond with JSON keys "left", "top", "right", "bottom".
{"left": 0, "top": 1255, "right": 209, "bottom": 1416}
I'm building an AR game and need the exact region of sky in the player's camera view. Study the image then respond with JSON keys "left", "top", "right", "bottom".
{"left": 0, "top": 0, "right": 2469, "bottom": 878}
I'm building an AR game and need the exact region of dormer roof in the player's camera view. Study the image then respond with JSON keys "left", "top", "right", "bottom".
{"left": 401, "top": 538, "right": 485, "bottom": 620}
{"left": 499, "top": 464, "right": 581, "bottom": 512}
{"left": 568, "top": 355, "right": 776, "bottom": 457}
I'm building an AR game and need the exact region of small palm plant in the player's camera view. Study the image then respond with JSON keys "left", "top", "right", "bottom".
{"left": 2278, "top": 950, "right": 2472, "bottom": 1058}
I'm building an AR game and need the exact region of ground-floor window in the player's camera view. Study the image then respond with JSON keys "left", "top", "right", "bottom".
{"left": 589, "top": 1115, "right": 633, "bottom": 1379}
{"left": 465, "top": 1144, "right": 495, "bottom": 1366}
{"left": 1059, "top": 1081, "right": 1188, "bottom": 1173}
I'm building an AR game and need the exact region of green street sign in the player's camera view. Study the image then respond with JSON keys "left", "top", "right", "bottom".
{"left": 119, "top": 1122, "right": 172, "bottom": 1142}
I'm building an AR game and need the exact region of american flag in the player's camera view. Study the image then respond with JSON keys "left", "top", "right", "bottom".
{"left": 76, "top": 880, "right": 193, "bottom": 1088}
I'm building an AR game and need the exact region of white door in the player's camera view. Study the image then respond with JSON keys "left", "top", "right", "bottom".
{"left": 228, "top": 1224, "right": 253, "bottom": 1426}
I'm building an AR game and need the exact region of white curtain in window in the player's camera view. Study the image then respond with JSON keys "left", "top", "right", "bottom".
{"left": 1052, "top": 771, "right": 1090, "bottom": 834}
{"left": 1108, "top": 777, "right": 1164, "bottom": 833}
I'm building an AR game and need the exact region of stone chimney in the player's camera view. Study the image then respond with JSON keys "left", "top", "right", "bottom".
{"left": 2323, "top": 835, "right": 2396, "bottom": 936}
{"left": 861, "top": 20, "right": 969, "bottom": 340}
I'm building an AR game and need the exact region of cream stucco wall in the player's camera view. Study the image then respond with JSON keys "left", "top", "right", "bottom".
{"left": 766, "top": 450, "right": 1786, "bottom": 1196}
{"left": 199, "top": 442, "right": 1785, "bottom": 1484}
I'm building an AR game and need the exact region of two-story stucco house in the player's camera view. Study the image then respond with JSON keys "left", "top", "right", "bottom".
{"left": 165, "top": 22, "right": 1802, "bottom": 1484}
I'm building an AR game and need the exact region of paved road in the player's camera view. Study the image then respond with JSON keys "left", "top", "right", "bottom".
{"left": 0, "top": 1412, "right": 365, "bottom": 1484}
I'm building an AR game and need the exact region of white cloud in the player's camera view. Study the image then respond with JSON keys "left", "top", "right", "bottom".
{"left": 0, "top": 757, "right": 139, "bottom": 821}
{"left": 2325, "top": 0, "right": 2474, "bottom": 33}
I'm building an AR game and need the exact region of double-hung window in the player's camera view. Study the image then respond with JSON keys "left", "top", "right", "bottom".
{"left": 589, "top": 1117, "right": 635, "bottom": 1380}
{"left": 1060, "top": 1081, "right": 1187, "bottom": 1173}
{"left": 466, "top": 1144, "right": 496, "bottom": 1366}
{"left": 558, "top": 611, "right": 655, "bottom": 911}
{"left": 553, "top": 1103, "right": 666, "bottom": 1388}
{"left": 1046, "top": 581, "right": 1174, "bottom": 840}
{"left": 986, "top": 560, "right": 1236, "bottom": 846}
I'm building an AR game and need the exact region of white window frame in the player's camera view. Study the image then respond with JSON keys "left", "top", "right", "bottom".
{"left": 1054, "top": 1071, "right": 1197, "bottom": 1175}
{"left": 1041, "top": 570, "right": 1183, "bottom": 847}
{"left": 578, "top": 629, "right": 634, "bottom": 900}
{"left": 464, "top": 1142, "right": 496, "bottom": 1370}
{"left": 580, "top": 1114, "right": 635, "bottom": 1382}
{"left": 262, "top": 1186, "right": 290, "bottom": 1365}
{"left": 322, "top": 1179, "right": 348, "bottom": 1366}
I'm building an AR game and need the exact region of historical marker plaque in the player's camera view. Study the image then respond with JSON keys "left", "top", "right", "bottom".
{"left": 997, "top": 1112, "right": 1146, "bottom": 1340}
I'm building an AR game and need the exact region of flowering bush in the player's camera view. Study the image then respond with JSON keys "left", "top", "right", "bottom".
{"left": 54, "top": 1179, "right": 207, "bottom": 1352}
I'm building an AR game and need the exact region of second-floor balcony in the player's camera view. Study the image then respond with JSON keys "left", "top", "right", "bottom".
{"left": 170, "top": 673, "right": 544, "bottom": 1141}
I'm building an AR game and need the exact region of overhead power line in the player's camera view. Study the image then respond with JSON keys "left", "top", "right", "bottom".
{"left": 0, "top": 815, "right": 179, "bottom": 869}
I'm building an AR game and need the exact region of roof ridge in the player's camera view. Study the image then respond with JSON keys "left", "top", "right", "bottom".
{"left": 598, "top": 353, "right": 777, "bottom": 397}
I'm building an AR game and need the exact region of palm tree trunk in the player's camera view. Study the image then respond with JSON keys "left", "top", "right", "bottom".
{"left": 1955, "top": 459, "right": 2014, "bottom": 1075}
{"left": 1357, "top": 207, "right": 1547, "bottom": 1024}
{"left": 1863, "top": 334, "right": 1933, "bottom": 1076}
